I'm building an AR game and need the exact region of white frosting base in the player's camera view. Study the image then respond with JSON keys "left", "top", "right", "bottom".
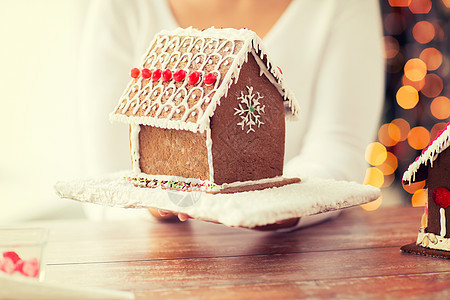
{"left": 55, "top": 172, "right": 380, "bottom": 228}
{"left": 417, "top": 229, "right": 450, "bottom": 251}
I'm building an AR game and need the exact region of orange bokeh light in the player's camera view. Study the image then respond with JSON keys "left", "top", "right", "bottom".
{"left": 391, "top": 118, "right": 410, "bottom": 141}
{"left": 408, "top": 126, "right": 431, "bottom": 150}
{"left": 383, "top": 36, "right": 400, "bottom": 59}
{"left": 402, "top": 75, "right": 425, "bottom": 91}
{"left": 389, "top": 0, "right": 412, "bottom": 6}
{"left": 404, "top": 58, "right": 427, "bottom": 81}
{"left": 412, "top": 21, "right": 435, "bottom": 44}
{"left": 402, "top": 180, "right": 426, "bottom": 194}
{"left": 363, "top": 167, "right": 385, "bottom": 188}
{"left": 430, "top": 96, "right": 450, "bottom": 119}
{"left": 419, "top": 48, "right": 443, "bottom": 71}
{"left": 412, "top": 188, "right": 428, "bottom": 207}
{"left": 443, "top": 0, "right": 450, "bottom": 8}
{"left": 396, "top": 85, "right": 419, "bottom": 109}
{"left": 431, "top": 122, "right": 449, "bottom": 138}
{"left": 383, "top": 13, "right": 407, "bottom": 36}
{"left": 409, "top": 0, "right": 432, "bottom": 14}
{"left": 378, "top": 123, "right": 401, "bottom": 147}
{"left": 377, "top": 151, "right": 398, "bottom": 175}
{"left": 421, "top": 74, "right": 443, "bottom": 98}
{"left": 382, "top": 173, "right": 395, "bottom": 188}
{"left": 365, "top": 142, "right": 387, "bottom": 166}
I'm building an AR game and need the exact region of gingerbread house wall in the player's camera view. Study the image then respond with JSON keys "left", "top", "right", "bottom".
{"left": 426, "top": 148, "right": 450, "bottom": 237}
{"left": 209, "top": 53, "right": 285, "bottom": 185}
{"left": 136, "top": 125, "right": 210, "bottom": 181}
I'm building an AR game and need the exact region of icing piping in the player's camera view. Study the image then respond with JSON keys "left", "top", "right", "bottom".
{"left": 403, "top": 123, "right": 450, "bottom": 183}
{"left": 417, "top": 229, "right": 450, "bottom": 251}
{"left": 130, "top": 124, "right": 141, "bottom": 173}
{"left": 110, "top": 27, "right": 299, "bottom": 134}
{"left": 205, "top": 126, "right": 214, "bottom": 182}
{"left": 441, "top": 208, "right": 447, "bottom": 237}
{"left": 234, "top": 86, "right": 265, "bottom": 133}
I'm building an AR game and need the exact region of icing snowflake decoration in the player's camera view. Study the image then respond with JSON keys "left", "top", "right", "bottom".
{"left": 234, "top": 86, "right": 265, "bottom": 133}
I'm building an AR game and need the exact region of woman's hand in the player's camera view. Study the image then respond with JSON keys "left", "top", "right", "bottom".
{"left": 148, "top": 208, "right": 191, "bottom": 222}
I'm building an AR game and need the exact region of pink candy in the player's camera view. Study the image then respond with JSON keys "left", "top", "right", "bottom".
{"left": 0, "top": 251, "right": 40, "bottom": 278}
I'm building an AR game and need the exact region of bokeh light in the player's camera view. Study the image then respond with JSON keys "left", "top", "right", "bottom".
{"left": 419, "top": 48, "right": 443, "bottom": 71}
{"left": 383, "top": 36, "right": 400, "bottom": 59}
{"left": 409, "top": 0, "right": 432, "bottom": 14}
{"left": 407, "top": 126, "right": 430, "bottom": 149}
{"left": 391, "top": 118, "right": 411, "bottom": 141}
{"left": 402, "top": 74, "right": 425, "bottom": 91}
{"left": 365, "top": 142, "right": 387, "bottom": 166}
{"left": 396, "top": 85, "right": 419, "bottom": 109}
{"left": 430, "top": 96, "right": 450, "bottom": 119}
{"left": 389, "top": 0, "right": 412, "bottom": 6}
{"left": 363, "top": 167, "right": 385, "bottom": 188}
{"left": 404, "top": 58, "right": 427, "bottom": 81}
{"left": 421, "top": 73, "right": 443, "bottom": 98}
{"left": 431, "top": 122, "right": 449, "bottom": 138}
{"left": 383, "top": 13, "right": 407, "bottom": 35}
{"left": 402, "top": 180, "right": 426, "bottom": 194}
{"left": 382, "top": 173, "right": 396, "bottom": 188}
{"left": 378, "top": 123, "right": 401, "bottom": 146}
{"left": 361, "top": 196, "right": 383, "bottom": 211}
{"left": 412, "top": 188, "right": 428, "bottom": 207}
{"left": 412, "top": 21, "right": 435, "bottom": 44}
{"left": 377, "top": 151, "right": 399, "bottom": 175}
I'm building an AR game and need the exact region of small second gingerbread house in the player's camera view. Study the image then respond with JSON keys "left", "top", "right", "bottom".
{"left": 402, "top": 122, "right": 450, "bottom": 254}
{"left": 110, "top": 27, "right": 299, "bottom": 192}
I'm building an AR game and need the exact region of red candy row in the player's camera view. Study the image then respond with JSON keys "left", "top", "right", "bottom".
{"left": 131, "top": 68, "right": 216, "bottom": 85}
{"left": 1, "top": 251, "right": 40, "bottom": 278}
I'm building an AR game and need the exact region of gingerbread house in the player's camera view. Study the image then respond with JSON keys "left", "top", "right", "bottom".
{"left": 110, "top": 27, "right": 299, "bottom": 192}
{"left": 402, "top": 122, "right": 450, "bottom": 253}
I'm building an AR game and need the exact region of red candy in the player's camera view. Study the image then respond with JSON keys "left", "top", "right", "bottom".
{"left": 173, "top": 69, "right": 186, "bottom": 82}
{"left": 277, "top": 66, "right": 283, "bottom": 74}
{"left": 152, "top": 69, "right": 162, "bottom": 81}
{"left": 162, "top": 69, "right": 172, "bottom": 81}
{"left": 142, "top": 68, "right": 152, "bottom": 79}
{"left": 130, "top": 68, "right": 140, "bottom": 78}
{"left": 22, "top": 257, "right": 40, "bottom": 278}
{"left": 0, "top": 251, "right": 40, "bottom": 278}
{"left": 188, "top": 71, "right": 200, "bottom": 85}
{"left": 3, "top": 251, "right": 21, "bottom": 264}
{"left": 433, "top": 187, "right": 450, "bottom": 209}
{"left": 203, "top": 72, "right": 216, "bottom": 85}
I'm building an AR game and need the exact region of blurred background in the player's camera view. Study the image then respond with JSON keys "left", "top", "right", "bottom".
{"left": 0, "top": 0, "right": 449, "bottom": 223}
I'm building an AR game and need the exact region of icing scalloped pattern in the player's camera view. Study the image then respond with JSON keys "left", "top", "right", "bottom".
{"left": 110, "top": 27, "right": 299, "bottom": 133}
{"left": 403, "top": 122, "right": 450, "bottom": 183}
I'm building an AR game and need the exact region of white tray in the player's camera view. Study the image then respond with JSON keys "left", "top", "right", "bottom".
{"left": 55, "top": 172, "right": 380, "bottom": 228}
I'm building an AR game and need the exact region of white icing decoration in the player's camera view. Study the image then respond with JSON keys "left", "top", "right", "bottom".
{"left": 441, "top": 208, "right": 447, "bottom": 237}
{"left": 417, "top": 230, "right": 450, "bottom": 251}
{"left": 110, "top": 27, "right": 299, "bottom": 134}
{"left": 403, "top": 123, "right": 450, "bottom": 183}
{"left": 130, "top": 124, "right": 141, "bottom": 173}
{"left": 234, "top": 86, "right": 265, "bottom": 133}
{"left": 205, "top": 127, "right": 214, "bottom": 182}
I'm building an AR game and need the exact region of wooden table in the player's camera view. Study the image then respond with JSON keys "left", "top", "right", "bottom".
{"left": 34, "top": 206, "right": 450, "bottom": 299}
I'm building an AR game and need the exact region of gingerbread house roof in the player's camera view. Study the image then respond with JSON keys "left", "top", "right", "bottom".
{"left": 403, "top": 122, "right": 450, "bottom": 184}
{"left": 110, "top": 27, "right": 299, "bottom": 133}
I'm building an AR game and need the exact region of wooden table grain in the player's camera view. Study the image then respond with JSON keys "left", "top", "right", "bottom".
{"left": 33, "top": 206, "right": 450, "bottom": 299}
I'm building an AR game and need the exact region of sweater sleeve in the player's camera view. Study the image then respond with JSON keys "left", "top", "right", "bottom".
{"left": 284, "top": 0, "right": 385, "bottom": 183}
{"left": 77, "top": 0, "right": 144, "bottom": 176}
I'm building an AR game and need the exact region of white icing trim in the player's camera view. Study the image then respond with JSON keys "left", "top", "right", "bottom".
{"left": 110, "top": 27, "right": 299, "bottom": 133}
{"left": 441, "top": 208, "right": 447, "bottom": 237}
{"left": 130, "top": 124, "right": 141, "bottom": 173}
{"left": 417, "top": 229, "right": 450, "bottom": 251}
{"left": 403, "top": 123, "right": 450, "bottom": 183}
{"left": 205, "top": 126, "right": 214, "bottom": 182}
